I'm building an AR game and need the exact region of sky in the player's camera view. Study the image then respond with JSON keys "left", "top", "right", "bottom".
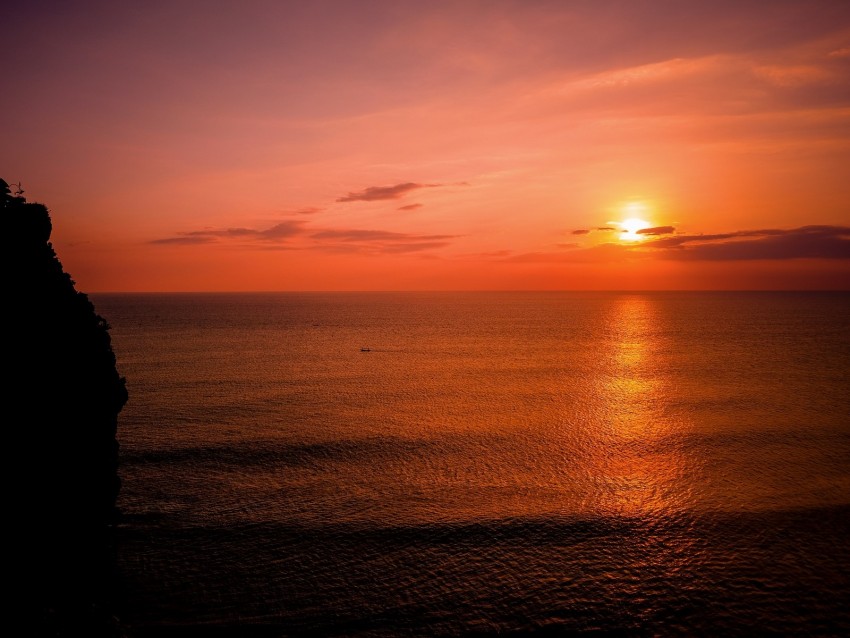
{"left": 3, "top": 0, "right": 850, "bottom": 291}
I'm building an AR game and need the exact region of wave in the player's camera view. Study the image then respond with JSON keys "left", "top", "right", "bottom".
{"left": 120, "top": 424, "right": 850, "bottom": 469}
{"left": 116, "top": 505, "right": 850, "bottom": 636}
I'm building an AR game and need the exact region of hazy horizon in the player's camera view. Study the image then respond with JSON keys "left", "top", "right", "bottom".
{"left": 90, "top": 288, "right": 850, "bottom": 294}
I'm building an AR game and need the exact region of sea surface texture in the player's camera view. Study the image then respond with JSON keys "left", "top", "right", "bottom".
{"left": 93, "top": 292, "right": 850, "bottom": 636}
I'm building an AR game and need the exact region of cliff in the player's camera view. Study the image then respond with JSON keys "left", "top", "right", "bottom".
{"left": 4, "top": 178, "right": 129, "bottom": 635}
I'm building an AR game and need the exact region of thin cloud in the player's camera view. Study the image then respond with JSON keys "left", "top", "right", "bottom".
{"left": 310, "top": 229, "right": 449, "bottom": 241}
{"left": 483, "top": 225, "right": 850, "bottom": 264}
{"left": 183, "top": 228, "right": 259, "bottom": 238}
{"left": 398, "top": 203, "right": 424, "bottom": 211}
{"left": 151, "top": 221, "right": 307, "bottom": 245}
{"left": 150, "top": 235, "right": 217, "bottom": 245}
{"left": 153, "top": 217, "right": 459, "bottom": 255}
{"left": 500, "top": 243, "right": 632, "bottom": 264}
{"left": 643, "top": 225, "right": 850, "bottom": 260}
{"left": 381, "top": 241, "right": 452, "bottom": 254}
{"left": 637, "top": 225, "right": 676, "bottom": 235}
{"left": 336, "top": 182, "right": 437, "bottom": 202}
{"left": 573, "top": 227, "right": 620, "bottom": 235}
{"left": 309, "top": 228, "right": 457, "bottom": 254}
{"left": 645, "top": 230, "right": 764, "bottom": 249}
{"left": 260, "top": 221, "right": 305, "bottom": 239}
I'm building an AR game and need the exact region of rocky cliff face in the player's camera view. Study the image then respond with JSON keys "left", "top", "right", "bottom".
{"left": 4, "top": 178, "right": 128, "bottom": 633}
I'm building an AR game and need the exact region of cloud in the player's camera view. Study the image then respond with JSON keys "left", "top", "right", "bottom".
{"left": 481, "top": 224, "right": 850, "bottom": 265}
{"left": 573, "top": 227, "right": 620, "bottom": 235}
{"left": 336, "top": 182, "right": 437, "bottom": 202}
{"left": 643, "top": 225, "right": 850, "bottom": 260}
{"left": 398, "top": 203, "right": 424, "bottom": 211}
{"left": 182, "top": 228, "right": 259, "bottom": 238}
{"left": 151, "top": 220, "right": 307, "bottom": 245}
{"left": 311, "top": 229, "right": 446, "bottom": 241}
{"left": 150, "top": 235, "right": 217, "bottom": 245}
{"left": 501, "top": 243, "right": 633, "bottom": 264}
{"left": 260, "top": 221, "right": 305, "bottom": 239}
{"left": 309, "top": 228, "right": 456, "bottom": 253}
{"left": 380, "top": 241, "right": 453, "bottom": 254}
{"left": 291, "top": 207, "right": 321, "bottom": 216}
{"left": 637, "top": 225, "right": 676, "bottom": 235}
{"left": 644, "top": 230, "right": 766, "bottom": 249}
{"left": 152, "top": 215, "right": 459, "bottom": 255}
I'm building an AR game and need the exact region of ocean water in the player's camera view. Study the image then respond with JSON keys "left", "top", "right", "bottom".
{"left": 92, "top": 291, "right": 850, "bottom": 636}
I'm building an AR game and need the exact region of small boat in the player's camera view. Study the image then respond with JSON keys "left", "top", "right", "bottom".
{"left": 360, "top": 347, "right": 371, "bottom": 352}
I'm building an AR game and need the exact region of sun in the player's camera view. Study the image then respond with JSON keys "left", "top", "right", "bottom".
{"left": 614, "top": 202, "right": 652, "bottom": 241}
{"left": 620, "top": 217, "right": 651, "bottom": 240}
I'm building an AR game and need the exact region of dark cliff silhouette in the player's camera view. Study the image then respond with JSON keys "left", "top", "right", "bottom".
{"left": 4, "top": 178, "right": 129, "bottom": 635}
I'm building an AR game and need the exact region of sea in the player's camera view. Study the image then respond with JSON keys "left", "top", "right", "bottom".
{"left": 90, "top": 291, "right": 850, "bottom": 636}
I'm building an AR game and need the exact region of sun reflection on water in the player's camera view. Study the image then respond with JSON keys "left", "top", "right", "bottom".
{"left": 578, "top": 295, "right": 695, "bottom": 519}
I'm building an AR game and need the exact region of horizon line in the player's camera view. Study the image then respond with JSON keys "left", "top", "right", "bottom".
{"left": 86, "top": 288, "right": 850, "bottom": 294}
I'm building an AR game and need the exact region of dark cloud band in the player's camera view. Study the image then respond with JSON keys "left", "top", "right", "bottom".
{"left": 336, "top": 182, "right": 437, "bottom": 202}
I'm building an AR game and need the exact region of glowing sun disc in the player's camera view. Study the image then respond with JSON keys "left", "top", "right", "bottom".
{"left": 619, "top": 217, "right": 651, "bottom": 241}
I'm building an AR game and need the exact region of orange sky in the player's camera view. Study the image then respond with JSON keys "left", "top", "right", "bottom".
{"left": 3, "top": 0, "right": 849, "bottom": 290}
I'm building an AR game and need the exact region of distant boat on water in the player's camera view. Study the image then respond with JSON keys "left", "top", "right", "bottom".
{"left": 360, "top": 347, "right": 371, "bottom": 352}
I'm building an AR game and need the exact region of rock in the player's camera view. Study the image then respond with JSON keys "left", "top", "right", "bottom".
{"left": 4, "top": 178, "right": 129, "bottom": 636}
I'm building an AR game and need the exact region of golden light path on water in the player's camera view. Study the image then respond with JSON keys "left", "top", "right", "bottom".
{"left": 567, "top": 295, "right": 694, "bottom": 519}
{"left": 554, "top": 295, "right": 705, "bottom": 591}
